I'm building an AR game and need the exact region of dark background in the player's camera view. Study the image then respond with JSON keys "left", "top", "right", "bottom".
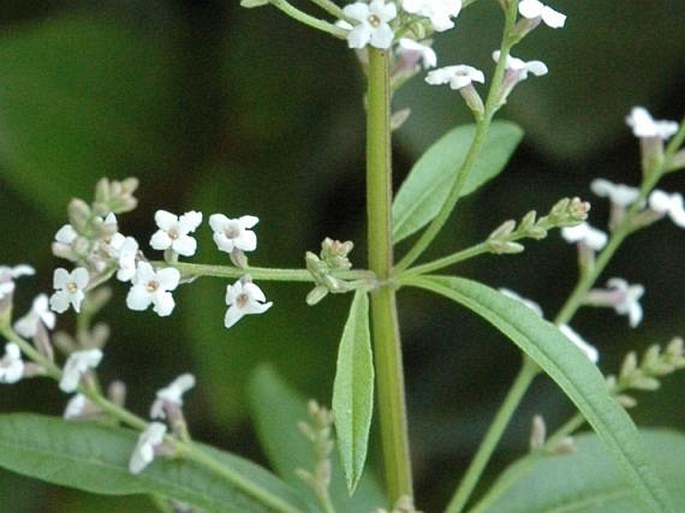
{"left": 1, "top": 1, "right": 684, "bottom": 511}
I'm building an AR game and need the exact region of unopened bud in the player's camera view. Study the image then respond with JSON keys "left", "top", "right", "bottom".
{"left": 553, "top": 437, "right": 577, "bottom": 455}
{"left": 488, "top": 219, "right": 516, "bottom": 240}
{"left": 68, "top": 199, "right": 92, "bottom": 233}
{"left": 529, "top": 414, "right": 546, "bottom": 451}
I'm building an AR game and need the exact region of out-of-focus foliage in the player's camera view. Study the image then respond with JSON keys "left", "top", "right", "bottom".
{"left": 0, "top": 1, "right": 684, "bottom": 511}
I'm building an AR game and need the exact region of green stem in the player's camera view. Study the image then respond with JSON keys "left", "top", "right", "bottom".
{"left": 270, "top": 0, "right": 347, "bottom": 37}
{"left": 394, "top": 1, "right": 518, "bottom": 274}
{"left": 403, "top": 243, "right": 490, "bottom": 277}
{"left": 183, "top": 447, "right": 307, "bottom": 513}
{"left": 443, "top": 356, "right": 540, "bottom": 513}
{"left": 308, "top": 0, "right": 345, "bottom": 20}
{"left": 149, "top": 494, "right": 175, "bottom": 513}
{"left": 156, "top": 261, "right": 374, "bottom": 284}
{"left": 366, "top": 48, "right": 413, "bottom": 501}
{"left": 467, "top": 413, "right": 585, "bottom": 513}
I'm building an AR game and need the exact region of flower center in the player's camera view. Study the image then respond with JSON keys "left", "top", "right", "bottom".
{"left": 146, "top": 280, "right": 160, "bottom": 293}
{"left": 236, "top": 292, "right": 250, "bottom": 309}
{"left": 168, "top": 228, "right": 179, "bottom": 240}
{"left": 367, "top": 14, "right": 381, "bottom": 27}
{"left": 67, "top": 282, "right": 79, "bottom": 294}
{"left": 224, "top": 222, "right": 240, "bottom": 240}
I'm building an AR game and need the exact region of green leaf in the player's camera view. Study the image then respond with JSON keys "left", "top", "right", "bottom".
{"left": 409, "top": 276, "right": 674, "bottom": 513}
{"left": 392, "top": 121, "right": 523, "bottom": 243}
{"left": 480, "top": 430, "right": 685, "bottom": 513}
{"left": 248, "top": 365, "right": 388, "bottom": 512}
{"left": 0, "top": 413, "right": 311, "bottom": 513}
{"left": 332, "top": 290, "right": 374, "bottom": 495}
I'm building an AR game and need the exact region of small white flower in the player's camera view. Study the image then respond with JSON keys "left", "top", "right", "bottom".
{"left": 626, "top": 107, "right": 679, "bottom": 140}
{"left": 49, "top": 267, "right": 89, "bottom": 314}
{"left": 343, "top": 0, "right": 397, "bottom": 50}
{"left": 0, "top": 343, "right": 24, "bottom": 384}
{"left": 0, "top": 264, "right": 35, "bottom": 301}
{"left": 129, "top": 422, "right": 167, "bottom": 475}
{"left": 127, "top": 262, "right": 181, "bottom": 317}
{"left": 64, "top": 394, "right": 92, "bottom": 419}
{"left": 649, "top": 190, "right": 685, "bottom": 228}
{"left": 59, "top": 348, "right": 103, "bottom": 393}
{"left": 561, "top": 222, "right": 608, "bottom": 251}
{"left": 150, "top": 210, "right": 203, "bottom": 257}
{"left": 224, "top": 279, "right": 273, "bottom": 329}
{"left": 150, "top": 373, "right": 196, "bottom": 419}
{"left": 402, "top": 0, "right": 462, "bottom": 32}
{"left": 499, "top": 288, "right": 543, "bottom": 317}
{"left": 492, "top": 50, "right": 548, "bottom": 81}
{"left": 107, "top": 235, "right": 140, "bottom": 282}
{"left": 14, "top": 294, "right": 56, "bottom": 338}
{"left": 559, "top": 324, "right": 599, "bottom": 363}
{"left": 209, "top": 214, "right": 259, "bottom": 254}
{"left": 398, "top": 38, "right": 437, "bottom": 69}
{"left": 590, "top": 178, "right": 640, "bottom": 207}
{"left": 425, "top": 65, "right": 485, "bottom": 90}
{"left": 518, "top": 0, "right": 566, "bottom": 28}
{"left": 606, "top": 278, "right": 645, "bottom": 328}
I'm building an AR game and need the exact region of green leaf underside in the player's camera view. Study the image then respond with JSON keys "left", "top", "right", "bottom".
{"left": 410, "top": 276, "right": 673, "bottom": 513}
{"left": 392, "top": 121, "right": 524, "bottom": 243}
{"left": 248, "top": 365, "right": 388, "bottom": 512}
{"left": 481, "top": 430, "right": 685, "bottom": 513}
{"left": 332, "top": 290, "right": 374, "bottom": 495}
{"left": 0, "top": 414, "right": 309, "bottom": 513}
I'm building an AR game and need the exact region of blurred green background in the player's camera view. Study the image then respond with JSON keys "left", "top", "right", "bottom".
{"left": 1, "top": 0, "right": 684, "bottom": 511}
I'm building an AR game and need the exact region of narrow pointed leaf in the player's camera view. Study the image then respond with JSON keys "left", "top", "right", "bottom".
{"left": 0, "top": 413, "right": 310, "bottom": 513}
{"left": 332, "top": 290, "right": 374, "bottom": 495}
{"left": 480, "top": 430, "right": 685, "bottom": 513}
{"left": 248, "top": 365, "right": 387, "bottom": 512}
{"left": 392, "top": 121, "right": 523, "bottom": 243}
{"left": 410, "top": 276, "right": 673, "bottom": 513}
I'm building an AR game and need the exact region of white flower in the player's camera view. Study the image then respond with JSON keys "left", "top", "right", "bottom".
{"left": 561, "top": 222, "right": 608, "bottom": 251}
{"left": 606, "top": 278, "right": 645, "bottom": 328}
{"left": 49, "top": 267, "right": 89, "bottom": 314}
{"left": 0, "top": 264, "right": 35, "bottom": 301}
{"left": 150, "top": 210, "right": 203, "bottom": 257}
{"left": 590, "top": 178, "right": 640, "bottom": 207}
{"left": 398, "top": 38, "right": 437, "bottom": 69}
{"left": 492, "top": 50, "right": 548, "bottom": 81}
{"left": 224, "top": 279, "right": 273, "bottom": 329}
{"left": 64, "top": 394, "right": 93, "bottom": 419}
{"left": 559, "top": 324, "right": 599, "bottom": 363}
{"left": 209, "top": 214, "right": 259, "bottom": 254}
{"left": 107, "top": 235, "right": 140, "bottom": 282}
{"left": 626, "top": 107, "right": 679, "bottom": 140}
{"left": 126, "top": 262, "right": 181, "bottom": 317}
{"left": 0, "top": 343, "right": 24, "bottom": 384}
{"left": 499, "top": 288, "right": 543, "bottom": 317}
{"left": 518, "top": 0, "right": 566, "bottom": 28}
{"left": 343, "top": 0, "right": 397, "bottom": 50}
{"left": 425, "top": 65, "right": 485, "bottom": 90}
{"left": 150, "top": 373, "right": 196, "bottom": 419}
{"left": 129, "top": 422, "right": 167, "bottom": 475}
{"left": 649, "top": 190, "right": 685, "bottom": 227}
{"left": 14, "top": 294, "right": 56, "bottom": 338}
{"left": 402, "top": 0, "right": 462, "bottom": 32}
{"left": 59, "top": 349, "right": 103, "bottom": 393}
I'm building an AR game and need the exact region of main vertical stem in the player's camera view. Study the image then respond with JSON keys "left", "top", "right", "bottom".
{"left": 366, "top": 48, "right": 413, "bottom": 501}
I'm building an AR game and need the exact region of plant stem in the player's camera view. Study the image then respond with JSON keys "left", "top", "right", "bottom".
{"left": 270, "top": 0, "right": 347, "bottom": 37}
{"left": 394, "top": 1, "right": 518, "bottom": 274}
{"left": 443, "top": 356, "right": 539, "bottom": 513}
{"left": 157, "top": 261, "right": 374, "bottom": 283}
{"left": 366, "top": 48, "right": 413, "bottom": 501}
{"left": 466, "top": 413, "right": 585, "bottom": 513}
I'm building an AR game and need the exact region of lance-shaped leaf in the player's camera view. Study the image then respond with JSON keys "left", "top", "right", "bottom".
{"left": 479, "top": 430, "right": 685, "bottom": 513}
{"left": 248, "top": 365, "right": 387, "bottom": 512}
{"left": 409, "top": 276, "right": 673, "bottom": 513}
{"left": 0, "top": 413, "right": 311, "bottom": 513}
{"left": 392, "top": 121, "right": 523, "bottom": 243}
{"left": 332, "top": 290, "right": 374, "bottom": 495}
